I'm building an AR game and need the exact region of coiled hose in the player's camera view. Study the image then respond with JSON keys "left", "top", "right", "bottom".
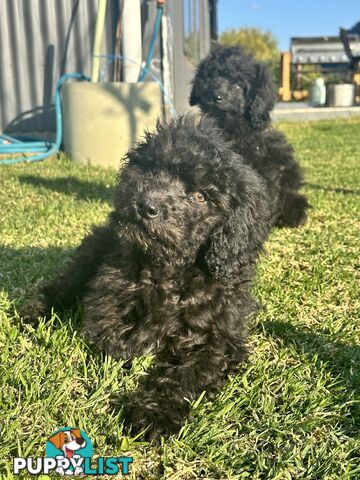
{"left": 0, "top": 73, "right": 89, "bottom": 166}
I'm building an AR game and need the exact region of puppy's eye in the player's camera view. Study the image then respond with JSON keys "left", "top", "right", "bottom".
{"left": 193, "top": 191, "right": 206, "bottom": 203}
{"left": 63, "top": 437, "right": 69, "bottom": 443}
{"left": 215, "top": 95, "right": 222, "bottom": 103}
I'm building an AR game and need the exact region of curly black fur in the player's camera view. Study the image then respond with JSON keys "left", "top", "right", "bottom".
{"left": 23, "top": 115, "right": 272, "bottom": 437}
{"left": 190, "top": 45, "right": 310, "bottom": 227}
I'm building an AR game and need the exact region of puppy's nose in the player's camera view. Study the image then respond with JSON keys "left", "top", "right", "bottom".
{"left": 137, "top": 198, "right": 159, "bottom": 218}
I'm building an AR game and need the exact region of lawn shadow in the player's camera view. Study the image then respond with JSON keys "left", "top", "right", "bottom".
{"left": 0, "top": 244, "right": 90, "bottom": 335}
{"left": 18, "top": 175, "right": 114, "bottom": 203}
{"left": 0, "top": 245, "right": 124, "bottom": 381}
{"left": 0, "top": 244, "right": 73, "bottom": 303}
{"left": 261, "top": 320, "right": 360, "bottom": 428}
{"left": 306, "top": 183, "right": 360, "bottom": 195}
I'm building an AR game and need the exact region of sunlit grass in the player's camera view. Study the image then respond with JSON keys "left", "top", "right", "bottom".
{"left": 0, "top": 117, "right": 359, "bottom": 479}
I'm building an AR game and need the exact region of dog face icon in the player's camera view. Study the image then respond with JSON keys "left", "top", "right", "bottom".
{"left": 48, "top": 428, "right": 86, "bottom": 458}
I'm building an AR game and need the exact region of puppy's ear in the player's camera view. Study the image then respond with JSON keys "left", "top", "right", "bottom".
{"left": 204, "top": 166, "right": 271, "bottom": 281}
{"left": 48, "top": 432, "right": 65, "bottom": 449}
{"left": 190, "top": 57, "right": 208, "bottom": 107}
{"left": 190, "top": 80, "right": 201, "bottom": 106}
{"left": 248, "top": 63, "right": 277, "bottom": 129}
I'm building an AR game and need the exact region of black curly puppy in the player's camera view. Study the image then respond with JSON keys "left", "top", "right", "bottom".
{"left": 24, "top": 115, "right": 272, "bottom": 437}
{"left": 190, "top": 45, "right": 309, "bottom": 227}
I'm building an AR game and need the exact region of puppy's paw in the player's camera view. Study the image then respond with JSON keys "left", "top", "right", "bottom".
{"left": 277, "top": 193, "right": 310, "bottom": 228}
{"left": 122, "top": 395, "right": 185, "bottom": 440}
{"left": 20, "top": 294, "right": 50, "bottom": 327}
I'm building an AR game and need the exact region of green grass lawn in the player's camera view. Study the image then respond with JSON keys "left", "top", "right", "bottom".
{"left": 0, "top": 118, "right": 359, "bottom": 479}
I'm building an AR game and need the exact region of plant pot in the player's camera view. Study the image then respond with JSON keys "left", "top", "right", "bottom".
{"left": 309, "top": 78, "right": 326, "bottom": 106}
{"left": 62, "top": 82, "right": 162, "bottom": 168}
{"left": 326, "top": 83, "right": 355, "bottom": 108}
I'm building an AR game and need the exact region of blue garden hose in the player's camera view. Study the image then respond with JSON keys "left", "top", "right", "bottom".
{"left": 0, "top": 73, "right": 89, "bottom": 166}
{"left": 138, "top": 3, "right": 164, "bottom": 82}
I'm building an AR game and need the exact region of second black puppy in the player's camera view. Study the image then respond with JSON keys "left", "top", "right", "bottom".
{"left": 24, "top": 115, "right": 271, "bottom": 437}
{"left": 190, "top": 45, "right": 309, "bottom": 228}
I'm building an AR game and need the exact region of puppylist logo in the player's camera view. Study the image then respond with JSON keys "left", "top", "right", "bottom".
{"left": 13, "top": 427, "right": 133, "bottom": 476}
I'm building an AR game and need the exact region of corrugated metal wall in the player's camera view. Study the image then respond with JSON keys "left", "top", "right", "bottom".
{"left": 0, "top": 0, "right": 212, "bottom": 135}
{"left": 0, "top": 0, "right": 118, "bottom": 134}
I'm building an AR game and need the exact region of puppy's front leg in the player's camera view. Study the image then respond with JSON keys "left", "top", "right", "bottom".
{"left": 276, "top": 191, "right": 310, "bottom": 227}
{"left": 124, "top": 343, "right": 240, "bottom": 438}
